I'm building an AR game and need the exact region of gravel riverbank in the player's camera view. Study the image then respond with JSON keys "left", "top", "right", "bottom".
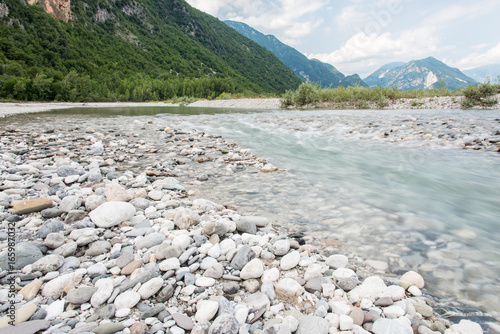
{"left": 1, "top": 93, "right": 498, "bottom": 119}
{"left": 0, "top": 110, "right": 497, "bottom": 334}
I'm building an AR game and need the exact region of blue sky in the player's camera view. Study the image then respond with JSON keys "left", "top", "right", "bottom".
{"left": 185, "top": 0, "right": 500, "bottom": 77}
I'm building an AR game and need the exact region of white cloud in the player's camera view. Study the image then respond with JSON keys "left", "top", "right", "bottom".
{"left": 422, "top": 1, "right": 489, "bottom": 26}
{"left": 308, "top": 27, "right": 439, "bottom": 76}
{"left": 185, "top": 0, "right": 230, "bottom": 16}
{"left": 451, "top": 43, "right": 500, "bottom": 70}
{"left": 186, "top": 0, "right": 325, "bottom": 42}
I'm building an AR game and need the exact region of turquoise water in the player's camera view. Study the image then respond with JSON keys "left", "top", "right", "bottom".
{"left": 157, "top": 108, "right": 500, "bottom": 313}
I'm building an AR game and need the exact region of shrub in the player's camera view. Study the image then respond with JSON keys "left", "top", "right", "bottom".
{"left": 294, "top": 82, "right": 320, "bottom": 107}
{"left": 461, "top": 82, "right": 498, "bottom": 108}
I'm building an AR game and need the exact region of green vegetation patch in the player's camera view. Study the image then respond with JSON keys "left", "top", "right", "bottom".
{"left": 281, "top": 81, "right": 498, "bottom": 109}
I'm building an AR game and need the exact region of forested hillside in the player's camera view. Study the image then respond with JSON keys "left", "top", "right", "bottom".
{"left": 0, "top": 0, "right": 301, "bottom": 101}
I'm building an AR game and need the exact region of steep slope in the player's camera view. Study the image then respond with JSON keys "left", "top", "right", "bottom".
{"left": 364, "top": 57, "right": 476, "bottom": 90}
{"left": 225, "top": 20, "right": 366, "bottom": 88}
{"left": 363, "top": 62, "right": 405, "bottom": 87}
{"left": 0, "top": 0, "right": 301, "bottom": 101}
{"left": 463, "top": 64, "right": 500, "bottom": 83}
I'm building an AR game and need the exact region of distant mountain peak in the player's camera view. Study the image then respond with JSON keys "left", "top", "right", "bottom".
{"left": 463, "top": 64, "right": 500, "bottom": 83}
{"left": 364, "top": 57, "right": 476, "bottom": 90}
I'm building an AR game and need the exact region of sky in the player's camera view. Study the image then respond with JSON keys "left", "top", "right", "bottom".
{"left": 184, "top": 0, "right": 500, "bottom": 78}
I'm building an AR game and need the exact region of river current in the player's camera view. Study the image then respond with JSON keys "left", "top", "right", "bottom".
{"left": 8, "top": 106, "right": 500, "bottom": 319}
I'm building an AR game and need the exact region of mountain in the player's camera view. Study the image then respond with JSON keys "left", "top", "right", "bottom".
{"left": 363, "top": 62, "right": 405, "bottom": 87}
{"left": 463, "top": 64, "right": 500, "bottom": 83}
{"left": 224, "top": 20, "right": 366, "bottom": 88}
{"left": 363, "top": 57, "right": 476, "bottom": 90}
{"left": 0, "top": 0, "right": 301, "bottom": 101}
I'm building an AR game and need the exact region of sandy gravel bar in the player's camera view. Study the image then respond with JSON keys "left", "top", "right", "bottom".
{"left": 0, "top": 102, "right": 179, "bottom": 118}
{"left": 188, "top": 98, "right": 281, "bottom": 109}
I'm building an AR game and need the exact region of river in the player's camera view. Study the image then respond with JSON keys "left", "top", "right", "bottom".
{"left": 6, "top": 106, "right": 500, "bottom": 319}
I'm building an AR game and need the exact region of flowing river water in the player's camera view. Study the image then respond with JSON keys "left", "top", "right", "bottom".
{"left": 5, "top": 106, "right": 500, "bottom": 321}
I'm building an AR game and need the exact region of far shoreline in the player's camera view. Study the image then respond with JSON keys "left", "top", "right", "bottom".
{"left": 0, "top": 94, "right": 499, "bottom": 118}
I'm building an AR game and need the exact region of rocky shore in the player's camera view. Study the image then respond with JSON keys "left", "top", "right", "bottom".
{"left": 1, "top": 93, "right": 499, "bottom": 119}
{"left": 0, "top": 112, "right": 493, "bottom": 334}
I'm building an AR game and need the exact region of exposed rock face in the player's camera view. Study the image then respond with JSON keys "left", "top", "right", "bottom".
{"left": 27, "top": 0, "right": 72, "bottom": 22}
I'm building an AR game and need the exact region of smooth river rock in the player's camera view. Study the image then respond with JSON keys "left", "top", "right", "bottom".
{"left": 89, "top": 201, "right": 136, "bottom": 228}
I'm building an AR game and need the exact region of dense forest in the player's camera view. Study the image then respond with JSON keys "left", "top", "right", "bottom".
{"left": 0, "top": 0, "right": 302, "bottom": 102}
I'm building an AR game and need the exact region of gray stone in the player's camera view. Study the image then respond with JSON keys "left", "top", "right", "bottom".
{"left": 44, "top": 233, "right": 65, "bottom": 249}
{"left": 31, "top": 254, "right": 64, "bottom": 274}
{"left": 375, "top": 296, "right": 394, "bottom": 307}
{"left": 141, "top": 304, "right": 165, "bottom": 319}
{"left": 42, "top": 271, "right": 83, "bottom": 299}
{"left": 155, "top": 244, "right": 183, "bottom": 260}
{"left": 215, "top": 296, "right": 234, "bottom": 316}
{"left": 261, "top": 281, "right": 276, "bottom": 300}
{"left": 208, "top": 314, "right": 239, "bottom": 334}
{"left": 91, "top": 322, "right": 125, "bottom": 334}
{"left": 135, "top": 233, "right": 166, "bottom": 250}
{"left": 59, "top": 195, "right": 82, "bottom": 212}
{"left": 87, "top": 172, "right": 103, "bottom": 183}
{"left": 0, "top": 242, "right": 43, "bottom": 270}
{"left": 130, "top": 198, "right": 150, "bottom": 210}
{"left": 29, "top": 309, "right": 47, "bottom": 321}
{"left": 53, "top": 240, "right": 77, "bottom": 257}
{"left": 41, "top": 208, "right": 64, "bottom": 218}
{"left": 67, "top": 286, "right": 97, "bottom": 304}
{"left": 173, "top": 313, "right": 193, "bottom": 331}
{"left": 332, "top": 268, "right": 359, "bottom": 291}
{"left": 0, "top": 320, "right": 50, "bottom": 334}
{"left": 60, "top": 257, "right": 80, "bottom": 272}
{"left": 95, "top": 304, "right": 116, "bottom": 319}
{"left": 204, "top": 262, "right": 224, "bottom": 279}
{"left": 202, "top": 221, "right": 229, "bottom": 236}
{"left": 244, "top": 292, "right": 270, "bottom": 310}
{"left": 87, "top": 263, "right": 107, "bottom": 278}
{"left": 194, "top": 235, "right": 208, "bottom": 247}
{"left": 236, "top": 220, "right": 257, "bottom": 234}
{"left": 65, "top": 210, "right": 87, "bottom": 224}
{"left": 223, "top": 282, "right": 240, "bottom": 295}
{"left": 184, "top": 273, "right": 196, "bottom": 286}
{"left": 157, "top": 285, "right": 174, "bottom": 302}
{"left": 37, "top": 220, "right": 65, "bottom": 239}
{"left": 295, "top": 315, "right": 330, "bottom": 334}
{"left": 230, "top": 245, "right": 255, "bottom": 270}
{"left": 138, "top": 277, "right": 164, "bottom": 299}
{"left": 270, "top": 239, "right": 290, "bottom": 256}
{"left": 57, "top": 165, "right": 85, "bottom": 177}
{"left": 152, "top": 177, "right": 186, "bottom": 192}
{"left": 85, "top": 195, "right": 106, "bottom": 211}
{"left": 89, "top": 201, "right": 136, "bottom": 228}
{"left": 116, "top": 251, "right": 135, "bottom": 268}
{"left": 119, "top": 269, "right": 159, "bottom": 292}
{"left": 114, "top": 290, "right": 141, "bottom": 309}
{"left": 86, "top": 240, "right": 112, "bottom": 256}
{"left": 179, "top": 247, "right": 198, "bottom": 264}
{"left": 305, "top": 277, "right": 332, "bottom": 293}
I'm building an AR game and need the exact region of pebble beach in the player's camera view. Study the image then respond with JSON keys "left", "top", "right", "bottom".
{"left": 0, "top": 101, "right": 498, "bottom": 334}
